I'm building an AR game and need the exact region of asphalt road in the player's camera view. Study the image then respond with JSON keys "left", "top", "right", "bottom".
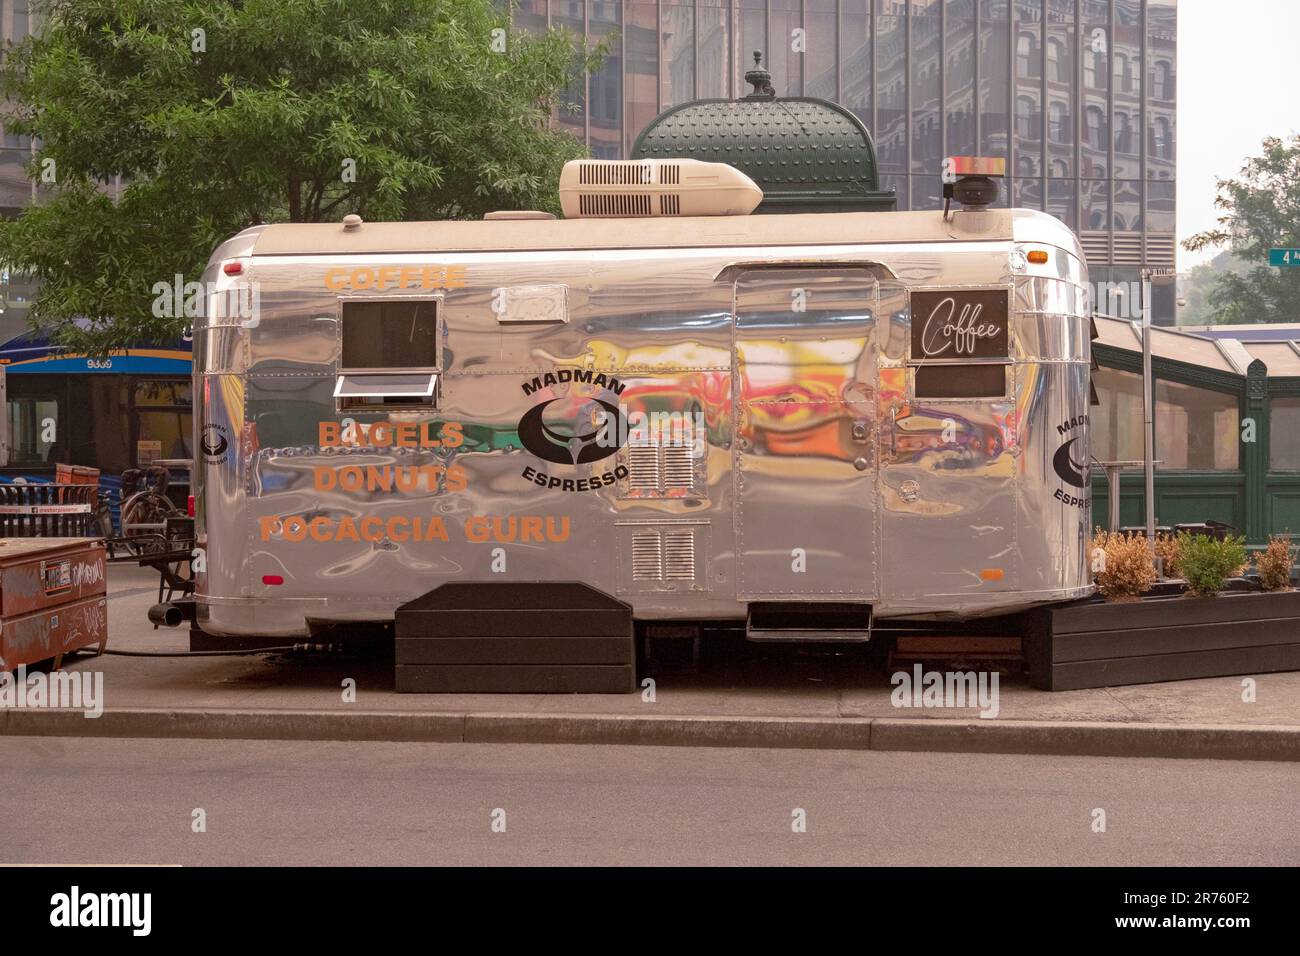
{"left": 1, "top": 736, "right": 1296, "bottom": 866}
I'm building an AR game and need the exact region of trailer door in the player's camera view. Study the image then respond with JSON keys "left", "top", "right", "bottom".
{"left": 732, "top": 268, "right": 879, "bottom": 602}
{"left": 878, "top": 284, "right": 1018, "bottom": 604}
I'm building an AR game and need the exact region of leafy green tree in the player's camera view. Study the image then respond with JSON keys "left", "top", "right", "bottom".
{"left": 1175, "top": 251, "right": 1249, "bottom": 327}
{"left": 0, "top": 0, "right": 602, "bottom": 354}
{"left": 1183, "top": 135, "right": 1300, "bottom": 325}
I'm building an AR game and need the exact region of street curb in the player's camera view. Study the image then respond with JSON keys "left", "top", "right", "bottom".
{"left": 868, "top": 718, "right": 1300, "bottom": 761}
{"left": 0, "top": 708, "right": 466, "bottom": 743}
{"left": 2, "top": 707, "right": 1299, "bottom": 760}
{"left": 463, "top": 713, "right": 873, "bottom": 750}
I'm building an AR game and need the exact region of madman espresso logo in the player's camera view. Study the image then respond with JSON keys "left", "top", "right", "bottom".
{"left": 519, "top": 397, "right": 624, "bottom": 466}
{"left": 517, "top": 369, "right": 629, "bottom": 492}
{"left": 200, "top": 423, "right": 229, "bottom": 464}
{"left": 1052, "top": 413, "right": 1090, "bottom": 510}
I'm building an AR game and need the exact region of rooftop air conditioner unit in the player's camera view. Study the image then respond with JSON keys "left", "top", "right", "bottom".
{"left": 558, "top": 159, "right": 763, "bottom": 219}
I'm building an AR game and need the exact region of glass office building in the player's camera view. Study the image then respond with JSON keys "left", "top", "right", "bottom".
{"left": 0, "top": 0, "right": 41, "bottom": 334}
{"left": 0, "top": 1, "right": 1178, "bottom": 323}
{"left": 513, "top": 0, "right": 1177, "bottom": 322}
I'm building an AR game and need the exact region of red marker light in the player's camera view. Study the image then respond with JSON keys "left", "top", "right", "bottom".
{"left": 223, "top": 262, "right": 243, "bottom": 276}
{"left": 262, "top": 575, "right": 284, "bottom": 586}
{"left": 187, "top": 494, "right": 195, "bottom": 517}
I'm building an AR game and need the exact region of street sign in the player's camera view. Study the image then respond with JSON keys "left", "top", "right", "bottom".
{"left": 1268, "top": 248, "right": 1300, "bottom": 266}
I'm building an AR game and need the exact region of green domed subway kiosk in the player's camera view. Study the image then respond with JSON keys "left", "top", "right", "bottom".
{"left": 632, "top": 52, "right": 896, "bottom": 216}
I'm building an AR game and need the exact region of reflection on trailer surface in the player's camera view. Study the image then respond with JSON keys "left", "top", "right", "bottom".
{"left": 194, "top": 206, "right": 1092, "bottom": 638}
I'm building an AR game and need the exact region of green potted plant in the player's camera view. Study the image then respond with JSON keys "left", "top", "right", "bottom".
{"left": 1175, "top": 532, "right": 1248, "bottom": 597}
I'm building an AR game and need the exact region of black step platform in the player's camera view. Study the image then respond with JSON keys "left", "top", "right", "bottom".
{"left": 394, "top": 582, "right": 635, "bottom": 693}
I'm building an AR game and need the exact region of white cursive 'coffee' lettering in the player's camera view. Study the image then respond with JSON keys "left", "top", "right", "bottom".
{"left": 919, "top": 297, "right": 1001, "bottom": 357}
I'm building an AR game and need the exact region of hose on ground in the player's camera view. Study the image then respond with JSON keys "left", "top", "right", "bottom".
{"left": 101, "top": 643, "right": 336, "bottom": 658}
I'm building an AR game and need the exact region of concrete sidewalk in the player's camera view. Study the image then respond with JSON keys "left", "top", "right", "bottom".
{"left": 2, "top": 564, "right": 1298, "bottom": 760}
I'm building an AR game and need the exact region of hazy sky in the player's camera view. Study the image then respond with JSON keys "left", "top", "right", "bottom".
{"left": 1178, "top": 0, "right": 1300, "bottom": 270}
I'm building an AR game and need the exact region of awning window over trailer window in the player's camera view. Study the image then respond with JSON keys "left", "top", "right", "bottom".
{"left": 333, "top": 373, "right": 438, "bottom": 400}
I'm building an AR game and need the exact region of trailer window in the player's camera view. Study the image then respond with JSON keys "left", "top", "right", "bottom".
{"left": 337, "top": 299, "right": 439, "bottom": 409}
{"left": 340, "top": 300, "right": 437, "bottom": 369}
{"left": 914, "top": 364, "right": 1006, "bottom": 399}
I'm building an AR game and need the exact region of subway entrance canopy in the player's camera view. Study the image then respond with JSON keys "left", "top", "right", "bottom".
{"left": 631, "top": 52, "right": 896, "bottom": 215}
{"left": 1091, "top": 316, "right": 1300, "bottom": 546}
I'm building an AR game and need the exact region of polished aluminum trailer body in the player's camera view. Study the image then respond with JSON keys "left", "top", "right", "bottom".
{"left": 193, "top": 207, "right": 1092, "bottom": 637}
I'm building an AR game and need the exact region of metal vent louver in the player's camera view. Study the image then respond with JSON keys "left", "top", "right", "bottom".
{"left": 662, "top": 529, "right": 696, "bottom": 580}
{"left": 621, "top": 433, "right": 699, "bottom": 499}
{"left": 1145, "top": 233, "right": 1176, "bottom": 266}
{"left": 661, "top": 444, "right": 694, "bottom": 490}
{"left": 626, "top": 445, "right": 661, "bottom": 492}
{"left": 631, "top": 530, "right": 664, "bottom": 581}
{"left": 579, "top": 162, "right": 653, "bottom": 185}
{"left": 1111, "top": 234, "right": 1143, "bottom": 265}
{"left": 630, "top": 528, "right": 696, "bottom": 582}
{"left": 1079, "top": 231, "right": 1109, "bottom": 267}
{"left": 579, "top": 193, "right": 651, "bottom": 217}
{"left": 659, "top": 194, "right": 681, "bottom": 215}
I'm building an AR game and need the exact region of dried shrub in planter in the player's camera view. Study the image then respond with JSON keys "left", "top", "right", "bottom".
{"left": 1092, "top": 531, "right": 1158, "bottom": 601}
{"left": 1153, "top": 532, "right": 1181, "bottom": 578}
{"left": 1256, "top": 536, "right": 1296, "bottom": 592}
{"left": 1176, "top": 533, "right": 1248, "bottom": 597}
{"left": 1089, "top": 529, "right": 1107, "bottom": 566}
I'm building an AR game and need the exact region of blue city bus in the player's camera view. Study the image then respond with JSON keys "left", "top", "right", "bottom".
{"left": 0, "top": 328, "right": 193, "bottom": 516}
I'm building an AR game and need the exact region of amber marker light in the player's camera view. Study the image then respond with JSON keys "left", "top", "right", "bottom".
{"left": 947, "top": 156, "right": 1007, "bottom": 176}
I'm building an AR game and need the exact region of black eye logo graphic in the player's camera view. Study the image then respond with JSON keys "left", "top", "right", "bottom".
{"left": 1052, "top": 436, "right": 1088, "bottom": 488}
{"left": 200, "top": 426, "right": 228, "bottom": 457}
{"left": 518, "top": 398, "right": 623, "bottom": 466}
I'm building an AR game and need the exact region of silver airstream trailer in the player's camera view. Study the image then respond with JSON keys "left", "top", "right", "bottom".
{"left": 191, "top": 158, "right": 1093, "bottom": 644}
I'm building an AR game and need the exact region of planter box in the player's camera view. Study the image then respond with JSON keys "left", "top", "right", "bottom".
{"left": 1025, "top": 589, "right": 1300, "bottom": 690}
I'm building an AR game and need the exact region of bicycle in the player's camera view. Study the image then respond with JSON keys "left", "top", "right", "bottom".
{"left": 119, "top": 465, "right": 180, "bottom": 554}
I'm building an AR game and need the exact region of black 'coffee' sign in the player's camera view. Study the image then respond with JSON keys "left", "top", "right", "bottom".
{"left": 910, "top": 289, "right": 1009, "bottom": 361}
